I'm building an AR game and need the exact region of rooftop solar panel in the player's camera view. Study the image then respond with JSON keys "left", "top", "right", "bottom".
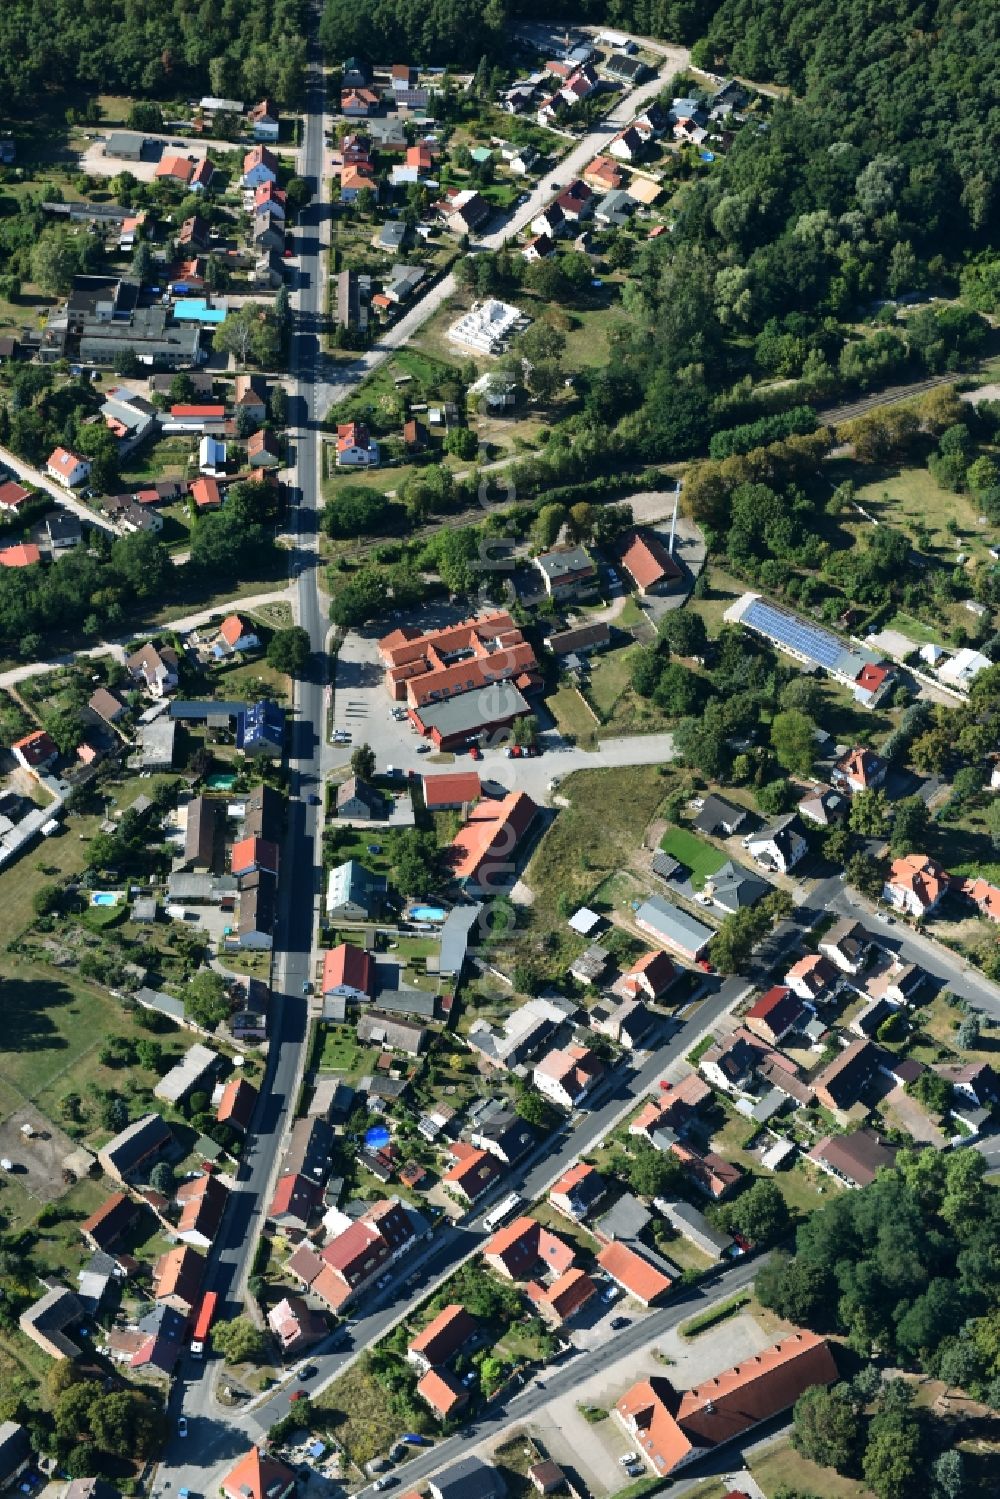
{"left": 742, "top": 600, "right": 843, "bottom": 670}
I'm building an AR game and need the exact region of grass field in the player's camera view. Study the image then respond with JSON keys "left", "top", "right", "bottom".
{"left": 314, "top": 1355, "right": 429, "bottom": 1465}
{"left": 318, "top": 1029, "right": 363, "bottom": 1073}
{"left": 751, "top": 1438, "right": 873, "bottom": 1497}
{"left": 883, "top": 609, "right": 942, "bottom": 646}
{"left": 524, "top": 764, "right": 671, "bottom": 940}
{"left": 849, "top": 461, "right": 992, "bottom": 562}
{"left": 546, "top": 683, "right": 599, "bottom": 746}
{"left": 684, "top": 568, "right": 748, "bottom": 638}
{"left": 588, "top": 644, "right": 637, "bottom": 718}
{"left": 659, "top": 826, "right": 726, "bottom": 889}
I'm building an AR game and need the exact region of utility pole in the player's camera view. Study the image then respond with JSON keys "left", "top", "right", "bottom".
{"left": 668, "top": 479, "right": 681, "bottom": 555}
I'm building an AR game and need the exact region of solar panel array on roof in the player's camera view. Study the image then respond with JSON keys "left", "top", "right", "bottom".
{"left": 742, "top": 599, "right": 844, "bottom": 671}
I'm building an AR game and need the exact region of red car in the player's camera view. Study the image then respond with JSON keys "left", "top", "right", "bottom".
{"left": 696, "top": 958, "right": 715, "bottom": 973}
{"left": 469, "top": 745, "right": 482, "bottom": 760}
{"left": 290, "top": 1390, "right": 308, "bottom": 1402}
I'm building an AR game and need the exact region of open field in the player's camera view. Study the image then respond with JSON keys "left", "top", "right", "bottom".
{"left": 849, "top": 461, "right": 995, "bottom": 562}
{"left": 684, "top": 567, "right": 750, "bottom": 638}
{"left": 750, "top": 1437, "right": 873, "bottom": 1497}
{"left": 546, "top": 683, "right": 599, "bottom": 746}
{"left": 588, "top": 644, "right": 637, "bottom": 717}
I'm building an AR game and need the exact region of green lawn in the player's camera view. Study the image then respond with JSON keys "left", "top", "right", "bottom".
{"left": 660, "top": 826, "right": 726, "bottom": 888}
{"left": 588, "top": 644, "right": 637, "bottom": 717}
{"left": 545, "top": 683, "right": 599, "bottom": 746}
{"left": 318, "top": 1029, "right": 363, "bottom": 1073}
{"left": 751, "top": 1438, "right": 873, "bottom": 1498}
{"left": 883, "top": 609, "right": 942, "bottom": 646}
{"left": 684, "top": 567, "right": 749, "bottom": 638}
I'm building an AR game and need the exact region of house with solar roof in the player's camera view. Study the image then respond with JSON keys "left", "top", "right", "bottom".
{"left": 725, "top": 593, "right": 895, "bottom": 707}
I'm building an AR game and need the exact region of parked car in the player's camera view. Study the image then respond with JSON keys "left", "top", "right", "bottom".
{"left": 610, "top": 1316, "right": 630, "bottom": 1330}
{"left": 469, "top": 745, "right": 482, "bottom": 760}
{"left": 619, "top": 1452, "right": 638, "bottom": 1466}
{"left": 177, "top": 1417, "right": 188, "bottom": 1437}
{"left": 373, "top": 1479, "right": 396, "bottom": 1492}
{"left": 416, "top": 743, "right": 431, "bottom": 754}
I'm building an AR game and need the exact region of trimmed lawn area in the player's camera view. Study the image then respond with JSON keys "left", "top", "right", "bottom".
{"left": 660, "top": 826, "right": 725, "bottom": 889}
{"left": 751, "top": 1437, "right": 873, "bottom": 1498}
{"left": 0, "top": 957, "right": 128, "bottom": 1108}
{"left": 884, "top": 609, "right": 942, "bottom": 646}
{"left": 318, "top": 1029, "right": 363, "bottom": 1073}
{"left": 588, "top": 644, "right": 637, "bottom": 718}
{"left": 0, "top": 809, "right": 104, "bottom": 941}
{"left": 546, "top": 683, "right": 599, "bottom": 746}
{"left": 850, "top": 461, "right": 993, "bottom": 563}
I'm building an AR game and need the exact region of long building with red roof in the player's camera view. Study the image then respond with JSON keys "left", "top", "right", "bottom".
{"left": 446, "top": 790, "right": 538, "bottom": 891}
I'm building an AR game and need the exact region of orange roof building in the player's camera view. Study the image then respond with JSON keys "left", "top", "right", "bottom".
{"left": 0, "top": 479, "right": 32, "bottom": 510}
{"left": 441, "top": 1143, "right": 502, "bottom": 1203}
{"left": 619, "top": 530, "right": 682, "bottom": 595}
{"left": 616, "top": 1331, "right": 838, "bottom": 1476}
{"left": 322, "top": 942, "right": 374, "bottom": 999}
{"left": 597, "top": 1241, "right": 674, "bottom": 1306}
{"left": 483, "top": 1216, "right": 575, "bottom": 1280}
{"left": 231, "top": 835, "right": 280, "bottom": 878}
{"left": 421, "top": 770, "right": 482, "bottom": 810}
{"left": 216, "top": 1076, "right": 258, "bottom": 1132}
{"left": 616, "top": 949, "right": 676, "bottom": 1002}
{"left": 959, "top": 875, "right": 1000, "bottom": 923}
{"left": 407, "top": 1303, "right": 478, "bottom": 1368}
{"left": 378, "top": 610, "right": 538, "bottom": 707}
{"left": 190, "top": 476, "right": 223, "bottom": 508}
{"left": 416, "top": 1367, "right": 468, "bottom": 1419}
{"left": 884, "top": 853, "right": 950, "bottom": 917}
{"left": 156, "top": 154, "right": 195, "bottom": 184}
{"left": 222, "top": 1447, "right": 295, "bottom": 1499}
{"left": 0, "top": 542, "right": 41, "bottom": 568}
{"left": 152, "top": 1244, "right": 205, "bottom": 1310}
{"left": 527, "top": 1265, "right": 597, "bottom": 1325}
{"left": 447, "top": 790, "right": 538, "bottom": 888}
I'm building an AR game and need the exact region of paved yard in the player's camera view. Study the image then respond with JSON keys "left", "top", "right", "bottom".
{"left": 514, "top": 1310, "right": 778, "bottom": 1496}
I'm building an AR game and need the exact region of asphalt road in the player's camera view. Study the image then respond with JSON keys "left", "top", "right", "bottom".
{"left": 158, "top": 6, "right": 330, "bottom": 1487}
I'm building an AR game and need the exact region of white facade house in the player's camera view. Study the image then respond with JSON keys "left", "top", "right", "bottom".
{"left": 46, "top": 447, "right": 91, "bottom": 488}
{"left": 199, "top": 435, "right": 227, "bottom": 475}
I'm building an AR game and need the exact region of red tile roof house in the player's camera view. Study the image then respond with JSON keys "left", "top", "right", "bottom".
{"left": 417, "top": 1367, "right": 468, "bottom": 1420}
{"left": 216, "top": 1077, "right": 258, "bottom": 1133}
{"left": 152, "top": 1244, "right": 205, "bottom": 1314}
{"left": 0, "top": 479, "right": 32, "bottom": 511}
{"left": 528, "top": 1265, "right": 598, "bottom": 1327}
{"left": 155, "top": 154, "right": 195, "bottom": 185}
{"left": 190, "top": 476, "right": 223, "bottom": 509}
{"left": 619, "top": 529, "right": 682, "bottom": 595}
{"left": 421, "top": 771, "right": 482, "bottom": 811}
{"left": 231, "top": 835, "right": 280, "bottom": 879}
{"left": 267, "top": 1294, "right": 327, "bottom": 1354}
{"left": 784, "top": 953, "right": 838, "bottom": 1003}
{"left": 670, "top": 1142, "right": 744, "bottom": 1200}
{"left": 615, "top": 1331, "right": 838, "bottom": 1477}
{"left": 483, "top": 1216, "right": 576, "bottom": 1281}
{"left": 267, "top": 1172, "right": 321, "bottom": 1235}
{"left": 882, "top": 853, "right": 951, "bottom": 918}
{"left": 221, "top": 1447, "right": 295, "bottom": 1499}
{"left": 958, "top": 875, "right": 1000, "bottom": 923}
{"left": 175, "top": 1173, "right": 228, "bottom": 1248}
{"left": 447, "top": 791, "right": 539, "bottom": 891}
{"left": 597, "top": 1241, "right": 674, "bottom": 1307}
{"left": 533, "top": 1044, "right": 605, "bottom": 1111}
{"left": 242, "top": 144, "right": 279, "bottom": 189}
{"left": 831, "top": 745, "right": 887, "bottom": 795}
{"left": 548, "top": 1162, "right": 607, "bottom": 1222}
{"left": 630, "top": 1072, "right": 711, "bottom": 1141}
{"left": 46, "top": 446, "right": 91, "bottom": 488}
{"left": 614, "top": 949, "right": 677, "bottom": 1002}
{"left": 322, "top": 942, "right": 374, "bottom": 1002}
{"left": 407, "top": 1304, "right": 479, "bottom": 1372}
{"left": 744, "top": 985, "right": 806, "bottom": 1046}
{"left": 441, "top": 1143, "right": 503, "bottom": 1204}
{"left": 301, "top": 1198, "right": 415, "bottom": 1312}
{"left": 12, "top": 730, "right": 59, "bottom": 775}
{"left": 216, "top": 613, "right": 261, "bottom": 655}
{"left": 0, "top": 542, "right": 41, "bottom": 568}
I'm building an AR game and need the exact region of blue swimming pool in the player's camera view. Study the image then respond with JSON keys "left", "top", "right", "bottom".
{"left": 410, "top": 905, "right": 446, "bottom": 923}
{"left": 90, "top": 891, "right": 123, "bottom": 907}
{"left": 172, "top": 298, "right": 227, "bottom": 324}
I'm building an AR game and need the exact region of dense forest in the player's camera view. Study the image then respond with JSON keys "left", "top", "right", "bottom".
{"left": 0, "top": 0, "right": 307, "bottom": 111}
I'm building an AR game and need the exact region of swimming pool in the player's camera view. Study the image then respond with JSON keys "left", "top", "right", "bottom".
{"left": 206, "top": 774, "right": 237, "bottom": 790}
{"left": 409, "top": 905, "right": 446, "bottom": 923}
{"left": 90, "top": 891, "right": 124, "bottom": 907}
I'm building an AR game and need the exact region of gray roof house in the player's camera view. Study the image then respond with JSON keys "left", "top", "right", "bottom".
{"left": 19, "top": 1284, "right": 86, "bottom": 1360}
{"left": 656, "top": 1198, "right": 734, "bottom": 1260}
{"left": 0, "top": 1421, "right": 30, "bottom": 1489}
{"left": 325, "top": 859, "right": 386, "bottom": 919}
{"left": 356, "top": 1010, "right": 428, "bottom": 1056}
{"left": 746, "top": 814, "right": 809, "bottom": 875}
{"left": 634, "top": 895, "right": 714, "bottom": 961}
{"left": 693, "top": 795, "right": 749, "bottom": 837}
{"left": 429, "top": 1457, "right": 507, "bottom": 1499}
{"left": 97, "top": 1113, "right": 174, "bottom": 1183}
{"left": 153, "top": 1044, "right": 219, "bottom": 1105}
{"left": 703, "top": 860, "right": 770, "bottom": 914}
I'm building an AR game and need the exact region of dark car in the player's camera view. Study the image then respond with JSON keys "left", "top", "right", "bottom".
{"left": 610, "top": 1316, "right": 630, "bottom": 1330}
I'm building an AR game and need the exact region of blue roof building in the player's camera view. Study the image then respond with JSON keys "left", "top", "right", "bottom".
{"left": 237, "top": 699, "right": 285, "bottom": 758}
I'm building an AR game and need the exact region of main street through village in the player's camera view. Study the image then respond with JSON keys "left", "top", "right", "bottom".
{"left": 148, "top": 11, "right": 1000, "bottom": 1499}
